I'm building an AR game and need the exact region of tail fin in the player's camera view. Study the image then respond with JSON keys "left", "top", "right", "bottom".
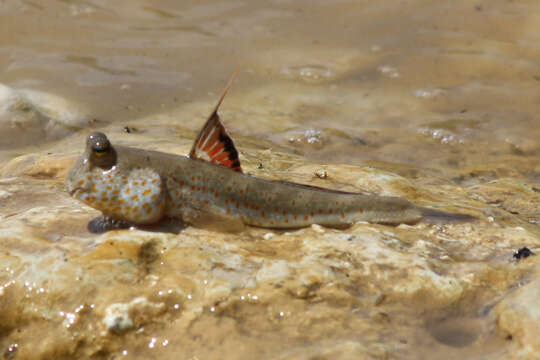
{"left": 420, "top": 207, "right": 477, "bottom": 224}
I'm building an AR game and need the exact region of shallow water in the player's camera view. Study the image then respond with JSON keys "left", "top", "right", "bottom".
{"left": 0, "top": 0, "right": 539, "bottom": 359}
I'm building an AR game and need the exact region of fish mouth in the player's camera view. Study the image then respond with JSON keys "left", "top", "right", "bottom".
{"left": 69, "top": 187, "right": 86, "bottom": 197}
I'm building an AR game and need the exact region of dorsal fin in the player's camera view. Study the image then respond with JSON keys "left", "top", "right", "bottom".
{"left": 189, "top": 70, "right": 242, "bottom": 172}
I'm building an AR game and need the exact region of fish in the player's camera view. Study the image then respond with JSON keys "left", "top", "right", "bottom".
{"left": 65, "top": 73, "right": 474, "bottom": 232}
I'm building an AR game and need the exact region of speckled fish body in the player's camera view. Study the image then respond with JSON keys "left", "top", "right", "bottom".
{"left": 67, "top": 144, "right": 422, "bottom": 229}
{"left": 66, "top": 74, "right": 471, "bottom": 231}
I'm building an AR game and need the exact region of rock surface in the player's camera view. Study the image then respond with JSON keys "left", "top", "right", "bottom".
{"left": 0, "top": 112, "right": 539, "bottom": 359}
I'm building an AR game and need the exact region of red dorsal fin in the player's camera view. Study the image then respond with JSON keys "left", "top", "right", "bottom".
{"left": 189, "top": 70, "right": 242, "bottom": 172}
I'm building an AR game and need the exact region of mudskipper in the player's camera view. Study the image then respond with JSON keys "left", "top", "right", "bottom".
{"left": 66, "top": 74, "right": 473, "bottom": 232}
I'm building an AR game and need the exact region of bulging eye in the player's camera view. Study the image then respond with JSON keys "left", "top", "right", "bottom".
{"left": 87, "top": 132, "right": 116, "bottom": 168}
{"left": 93, "top": 146, "right": 110, "bottom": 156}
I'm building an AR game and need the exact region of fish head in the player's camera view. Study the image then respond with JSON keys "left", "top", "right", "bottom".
{"left": 65, "top": 132, "right": 121, "bottom": 212}
{"left": 66, "top": 132, "right": 167, "bottom": 225}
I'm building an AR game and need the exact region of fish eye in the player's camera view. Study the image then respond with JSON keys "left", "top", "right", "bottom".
{"left": 93, "top": 146, "right": 110, "bottom": 155}
{"left": 88, "top": 132, "right": 110, "bottom": 151}
{"left": 87, "top": 132, "right": 116, "bottom": 168}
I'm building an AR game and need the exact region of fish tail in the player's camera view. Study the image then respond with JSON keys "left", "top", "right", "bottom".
{"left": 420, "top": 207, "right": 476, "bottom": 224}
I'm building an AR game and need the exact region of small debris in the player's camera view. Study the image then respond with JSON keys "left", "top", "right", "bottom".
{"left": 123, "top": 126, "right": 139, "bottom": 134}
{"left": 4, "top": 344, "right": 18, "bottom": 359}
{"left": 513, "top": 247, "right": 535, "bottom": 261}
{"left": 314, "top": 169, "right": 328, "bottom": 179}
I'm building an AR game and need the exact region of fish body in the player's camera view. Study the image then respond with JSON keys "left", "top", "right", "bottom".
{"left": 67, "top": 144, "right": 423, "bottom": 229}
{"left": 65, "top": 73, "right": 471, "bottom": 231}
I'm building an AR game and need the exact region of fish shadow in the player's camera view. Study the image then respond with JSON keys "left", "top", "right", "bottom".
{"left": 88, "top": 216, "right": 187, "bottom": 235}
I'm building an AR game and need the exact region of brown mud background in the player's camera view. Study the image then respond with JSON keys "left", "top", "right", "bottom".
{"left": 0, "top": 0, "right": 539, "bottom": 359}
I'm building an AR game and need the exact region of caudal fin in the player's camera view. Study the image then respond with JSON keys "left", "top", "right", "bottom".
{"left": 420, "top": 207, "right": 477, "bottom": 224}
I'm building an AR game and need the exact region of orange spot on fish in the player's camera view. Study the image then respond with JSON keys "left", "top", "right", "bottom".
{"left": 177, "top": 203, "right": 183, "bottom": 208}
{"left": 270, "top": 220, "right": 275, "bottom": 225}
{"left": 143, "top": 189, "right": 151, "bottom": 196}
{"left": 274, "top": 206, "right": 279, "bottom": 212}
{"left": 282, "top": 210, "right": 287, "bottom": 216}
{"left": 341, "top": 212, "right": 345, "bottom": 218}
{"left": 239, "top": 189, "right": 244, "bottom": 194}
{"left": 106, "top": 185, "right": 112, "bottom": 191}
{"left": 125, "top": 188, "right": 131, "bottom": 194}
{"left": 210, "top": 188, "right": 215, "bottom": 193}
{"left": 204, "top": 200, "right": 209, "bottom": 205}
{"left": 267, "top": 197, "right": 272, "bottom": 202}
{"left": 304, "top": 215, "right": 308, "bottom": 221}
{"left": 152, "top": 179, "right": 159, "bottom": 184}
{"left": 215, "top": 193, "right": 219, "bottom": 198}
{"left": 133, "top": 181, "right": 139, "bottom": 186}
{"left": 146, "top": 207, "right": 153, "bottom": 214}
{"left": 191, "top": 185, "right": 196, "bottom": 190}
{"left": 261, "top": 210, "right": 265, "bottom": 217}
{"left": 227, "top": 186, "right": 232, "bottom": 191}
{"left": 151, "top": 194, "right": 158, "bottom": 200}
{"left": 328, "top": 209, "right": 333, "bottom": 214}
{"left": 131, "top": 195, "right": 138, "bottom": 201}
{"left": 102, "top": 197, "right": 109, "bottom": 202}
{"left": 113, "top": 189, "right": 120, "bottom": 195}
{"left": 197, "top": 186, "right": 201, "bottom": 191}
{"left": 86, "top": 175, "right": 92, "bottom": 181}
{"left": 133, "top": 206, "right": 139, "bottom": 213}
{"left": 244, "top": 202, "right": 249, "bottom": 208}
{"left": 141, "top": 180, "right": 147, "bottom": 186}
{"left": 284, "top": 219, "right": 289, "bottom": 223}
{"left": 294, "top": 215, "right": 298, "bottom": 220}
{"left": 78, "top": 180, "right": 85, "bottom": 186}
{"left": 359, "top": 209, "right": 364, "bottom": 214}
{"left": 191, "top": 176, "right": 195, "bottom": 181}
{"left": 92, "top": 187, "right": 98, "bottom": 193}
{"left": 310, "top": 212, "right": 314, "bottom": 217}
{"left": 226, "top": 208, "right": 231, "bottom": 214}
{"left": 197, "top": 176, "right": 201, "bottom": 180}
{"left": 118, "top": 199, "right": 125, "bottom": 205}
{"left": 142, "top": 203, "right": 149, "bottom": 208}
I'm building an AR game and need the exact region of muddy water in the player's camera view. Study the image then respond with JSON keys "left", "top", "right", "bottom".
{"left": 1, "top": 0, "right": 540, "bottom": 359}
